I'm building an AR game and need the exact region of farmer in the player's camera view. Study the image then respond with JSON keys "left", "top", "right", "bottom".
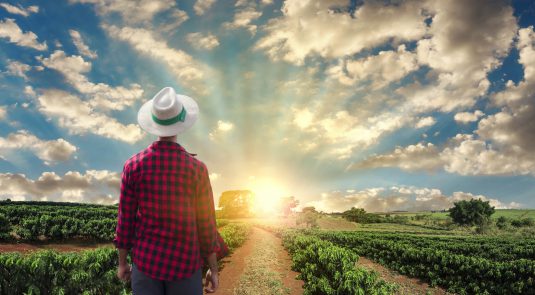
{"left": 113, "top": 87, "right": 227, "bottom": 294}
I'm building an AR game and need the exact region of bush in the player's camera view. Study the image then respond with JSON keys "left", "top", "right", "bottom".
{"left": 449, "top": 199, "right": 495, "bottom": 226}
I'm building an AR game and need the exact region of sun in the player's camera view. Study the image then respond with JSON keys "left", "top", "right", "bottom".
{"left": 249, "top": 178, "right": 289, "bottom": 216}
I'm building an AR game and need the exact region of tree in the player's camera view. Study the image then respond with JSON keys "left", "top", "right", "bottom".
{"left": 218, "top": 190, "right": 254, "bottom": 218}
{"left": 343, "top": 207, "right": 368, "bottom": 223}
{"left": 449, "top": 199, "right": 495, "bottom": 226}
{"left": 277, "top": 196, "right": 299, "bottom": 217}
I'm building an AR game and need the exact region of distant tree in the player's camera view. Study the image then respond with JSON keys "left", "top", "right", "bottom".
{"left": 218, "top": 190, "right": 254, "bottom": 218}
{"left": 449, "top": 199, "right": 495, "bottom": 226}
{"left": 343, "top": 207, "right": 367, "bottom": 223}
{"left": 301, "top": 206, "right": 317, "bottom": 214}
{"left": 296, "top": 211, "right": 319, "bottom": 228}
{"left": 277, "top": 196, "right": 299, "bottom": 217}
{"left": 496, "top": 216, "right": 509, "bottom": 229}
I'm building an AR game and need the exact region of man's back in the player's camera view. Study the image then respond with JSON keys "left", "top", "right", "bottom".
{"left": 114, "top": 140, "right": 219, "bottom": 281}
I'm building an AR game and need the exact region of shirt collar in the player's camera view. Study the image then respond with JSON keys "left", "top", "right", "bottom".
{"left": 149, "top": 140, "right": 186, "bottom": 152}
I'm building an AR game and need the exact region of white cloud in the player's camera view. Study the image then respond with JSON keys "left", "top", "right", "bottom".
{"left": 0, "top": 130, "right": 77, "bottom": 164}
{"left": 186, "top": 32, "right": 220, "bottom": 50}
{"left": 292, "top": 108, "right": 409, "bottom": 159}
{"left": 194, "top": 0, "right": 216, "bottom": 16}
{"left": 69, "top": 0, "right": 176, "bottom": 24}
{"left": 24, "top": 86, "right": 36, "bottom": 97}
{"left": 0, "top": 18, "right": 47, "bottom": 50}
{"left": 0, "top": 170, "right": 120, "bottom": 204}
{"left": 209, "top": 120, "right": 234, "bottom": 141}
{"left": 348, "top": 143, "right": 442, "bottom": 172}
{"left": 223, "top": 6, "right": 262, "bottom": 35}
{"left": 327, "top": 45, "right": 418, "bottom": 89}
{"left": 350, "top": 133, "right": 535, "bottom": 176}
{"left": 41, "top": 50, "right": 143, "bottom": 111}
{"left": 255, "top": 0, "right": 427, "bottom": 65}
{"left": 308, "top": 186, "right": 520, "bottom": 213}
{"left": 400, "top": 0, "right": 517, "bottom": 113}
{"left": 454, "top": 110, "right": 484, "bottom": 124}
{"left": 415, "top": 116, "right": 436, "bottom": 128}
{"left": 159, "top": 8, "right": 189, "bottom": 33}
{"left": 441, "top": 135, "right": 535, "bottom": 176}
{"left": 0, "top": 105, "right": 6, "bottom": 120}
{"left": 36, "top": 89, "right": 145, "bottom": 143}
{"left": 69, "top": 30, "right": 97, "bottom": 59}
{"left": 0, "top": 3, "right": 39, "bottom": 17}
{"left": 6, "top": 60, "right": 31, "bottom": 79}
{"left": 104, "top": 25, "right": 209, "bottom": 95}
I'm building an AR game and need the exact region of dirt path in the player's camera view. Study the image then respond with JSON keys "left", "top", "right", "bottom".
{"left": 0, "top": 242, "right": 112, "bottom": 253}
{"left": 213, "top": 227, "right": 303, "bottom": 295}
{"left": 356, "top": 256, "right": 453, "bottom": 295}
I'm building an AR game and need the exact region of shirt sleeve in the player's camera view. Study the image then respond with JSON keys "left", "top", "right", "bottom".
{"left": 196, "top": 162, "right": 220, "bottom": 261}
{"left": 113, "top": 162, "right": 138, "bottom": 250}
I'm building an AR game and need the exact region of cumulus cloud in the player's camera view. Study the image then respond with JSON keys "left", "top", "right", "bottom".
{"left": 158, "top": 8, "right": 189, "bottom": 33}
{"left": 6, "top": 60, "right": 31, "bottom": 79}
{"left": 223, "top": 6, "right": 262, "bottom": 35}
{"left": 348, "top": 143, "right": 442, "bottom": 172}
{"left": 186, "top": 32, "right": 220, "bottom": 50}
{"left": 350, "top": 133, "right": 535, "bottom": 176}
{"left": 308, "top": 186, "right": 520, "bottom": 213}
{"left": 35, "top": 89, "right": 145, "bottom": 143}
{"left": 0, "top": 170, "right": 120, "bottom": 204}
{"left": 292, "top": 108, "right": 409, "bottom": 159}
{"left": 41, "top": 50, "right": 143, "bottom": 111}
{"left": 0, "top": 18, "right": 47, "bottom": 50}
{"left": 0, "top": 3, "right": 39, "bottom": 17}
{"left": 194, "top": 0, "right": 216, "bottom": 16}
{"left": 0, "top": 105, "right": 6, "bottom": 120}
{"left": 104, "top": 25, "right": 209, "bottom": 95}
{"left": 400, "top": 0, "right": 517, "bottom": 113}
{"left": 482, "top": 26, "right": 535, "bottom": 154}
{"left": 415, "top": 116, "right": 436, "bottom": 128}
{"left": 454, "top": 110, "right": 484, "bottom": 124}
{"left": 327, "top": 45, "right": 418, "bottom": 89}
{"left": 0, "top": 130, "right": 77, "bottom": 164}
{"left": 69, "top": 0, "right": 176, "bottom": 24}
{"left": 255, "top": 0, "right": 427, "bottom": 65}
{"left": 69, "top": 30, "right": 97, "bottom": 59}
{"left": 209, "top": 120, "right": 234, "bottom": 141}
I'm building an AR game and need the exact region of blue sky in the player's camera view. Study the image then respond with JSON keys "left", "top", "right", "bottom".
{"left": 0, "top": 0, "right": 534, "bottom": 212}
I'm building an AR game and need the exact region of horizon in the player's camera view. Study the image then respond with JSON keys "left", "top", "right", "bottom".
{"left": 1, "top": 0, "right": 535, "bottom": 212}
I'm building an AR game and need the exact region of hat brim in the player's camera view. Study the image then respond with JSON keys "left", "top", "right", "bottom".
{"left": 137, "top": 93, "right": 199, "bottom": 137}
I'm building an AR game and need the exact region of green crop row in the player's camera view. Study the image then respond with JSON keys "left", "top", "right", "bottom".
{"left": 0, "top": 222, "right": 250, "bottom": 295}
{"left": 281, "top": 231, "right": 397, "bottom": 295}
{"left": 312, "top": 231, "right": 535, "bottom": 295}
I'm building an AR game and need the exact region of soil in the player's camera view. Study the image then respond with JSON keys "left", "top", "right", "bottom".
{"left": 356, "top": 256, "right": 453, "bottom": 295}
{"left": 212, "top": 226, "right": 303, "bottom": 295}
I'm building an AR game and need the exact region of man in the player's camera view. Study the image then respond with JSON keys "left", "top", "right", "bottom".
{"left": 114, "top": 87, "right": 225, "bottom": 294}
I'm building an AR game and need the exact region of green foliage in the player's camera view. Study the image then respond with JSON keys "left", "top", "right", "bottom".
{"left": 0, "top": 203, "right": 118, "bottom": 242}
{"left": 218, "top": 190, "right": 254, "bottom": 218}
{"left": 282, "top": 231, "right": 397, "bottom": 295}
{"left": 0, "top": 222, "right": 251, "bottom": 294}
{"left": 0, "top": 214, "right": 10, "bottom": 240}
{"left": 312, "top": 230, "right": 535, "bottom": 294}
{"left": 449, "top": 199, "right": 495, "bottom": 226}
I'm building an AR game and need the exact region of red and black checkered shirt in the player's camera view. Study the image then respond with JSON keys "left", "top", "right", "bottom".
{"left": 113, "top": 140, "right": 222, "bottom": 281}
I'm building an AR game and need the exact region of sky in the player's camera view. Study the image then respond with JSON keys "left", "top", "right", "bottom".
{"left": 0, "top": 0, "right": 534, "bottom": 213}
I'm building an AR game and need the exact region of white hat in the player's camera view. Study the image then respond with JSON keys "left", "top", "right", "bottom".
{"left": 137, "top": 87, "right": 199, "bottom": 136}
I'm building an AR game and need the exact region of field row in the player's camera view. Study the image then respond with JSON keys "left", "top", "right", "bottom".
{"left": 308, "top": 230, "right": 535, "bottom": 294}
{"left": 0, "top": 222, "right": 250, "bottom": 295}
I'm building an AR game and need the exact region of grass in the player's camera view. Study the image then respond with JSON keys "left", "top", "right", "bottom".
{"left": 234, "top": 230, "right": 290, "bottom": 295}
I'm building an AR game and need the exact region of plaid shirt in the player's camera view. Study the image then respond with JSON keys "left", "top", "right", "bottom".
{"left": 113, "top": 140, "right": 223, "bottom": 281}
